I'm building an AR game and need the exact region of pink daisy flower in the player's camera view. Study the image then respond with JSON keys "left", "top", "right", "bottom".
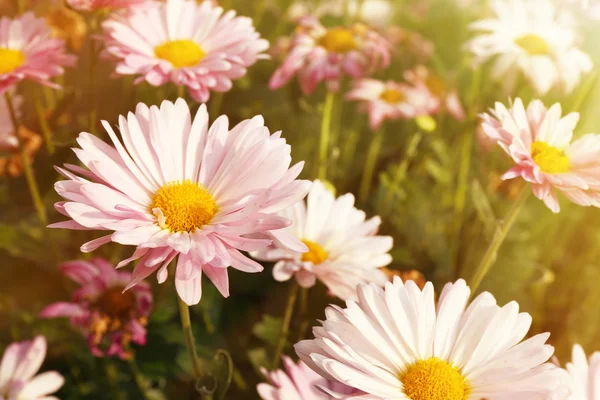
{"left": 257, "top": 356, "right": 359, "bottom": 400}
{"left": 252, "top": 180, "right": 392, "bottom": 301}
{"left": 269, "top": 16, "right": 391, "bottom": 95}
{"left": 480, "top": 98, "right": 600, "bottom": 213}
{"left": 0, "top": 12, "right": 76, "bottom": 93}
{"left": 346, "top": 78, "right": 439, "bottom": 130}
{"left": 66, "top": 0, "right": 148, "bottom": 12}
{"left": 40, "top": 257, "right": 152, "bottom": 360}
{"left": 0, "top": 336, "right": 64, "bottom": 400}
{"left": 50, "top": 98, "right": 310, "bottom": 305}
{"left": 0, "top": 88, "right": 22, "bottom": 151}
{"left": 101, "top": 0, "right": 269, "bottom": 103}
{"left": 403, "top": 66, "right": 466, "bottom": 122}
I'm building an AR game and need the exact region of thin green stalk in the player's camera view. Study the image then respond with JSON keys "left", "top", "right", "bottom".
{"left": 178, "top": 297, "right": 204, "bottom": 378}
{"left": 380, "top": 131, "right": 423, "bottom": 212}
{"left": 4, "top": 91, "right": 47, "bottom": 225}
{"left": 209, "top": 92, "right": 224, "bottom": 117}
{"left": 34, "top": 95, "right": 55, "bottom": 154}
{"left": 469, "top": 187, "right": 530, "bottom": 295}
{"left": 451, "top": 129, "right": 474, "bottom": 277}
{"left": 127, "top": 357, "right": 152, "bottom": 400}
{"left": 317, "top": 91, "right": 335, "bottom": 180}
{"left": 296, "top": 287, "right": 309, "bottom": 343}
{"left": 359, "top": 130, "right": 384, "bottom": 204}
{"left": 177, "top": 85, "right": 185, "bottom": 99}
{"left": 272, "top": 283, "right": 299, "bottom": 369}
{"left": 88, "top": 17, "right": 99, "bottom": 135}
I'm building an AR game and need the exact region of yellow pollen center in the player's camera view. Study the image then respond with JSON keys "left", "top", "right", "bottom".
{"left": 380, "top": 88, "right": 404, "bottom": 103}
{"left": 301, "top": 240, "right": 328, "bottom": 265}
{"left": 150, "top": 180, "right": 218, "bottom": 232}
{"left": 154, "top": 39, "right": 205, "bottom": 68}
{"left": 318, "top": 27, "right": 357, "bottom": 53}
{"left": 0, "top": 48, "right": 25, "bottom": 74}
{"left": 400, "top": 358, "right": 470, "bottom": 400}
{"left": 531, "top": 141, "right": 570, "bottom": 174}
{"left": 515, "top": 34, "right": 550, "bottom": 55}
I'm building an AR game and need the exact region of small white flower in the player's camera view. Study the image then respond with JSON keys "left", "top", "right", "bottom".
{"left": 253, "top": 180, "right": 392, "bottom": 301}
{"left": 467, "top": 0, "right": 592, "bottom": 95}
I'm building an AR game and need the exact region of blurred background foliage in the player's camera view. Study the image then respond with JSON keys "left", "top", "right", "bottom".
{"left": 1, "top": 0, "right": 600, "bottom": 398}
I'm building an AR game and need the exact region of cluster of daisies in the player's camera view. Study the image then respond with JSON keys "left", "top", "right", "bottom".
{"left": 0, "top": 0, "right": 599, "bottom": 398}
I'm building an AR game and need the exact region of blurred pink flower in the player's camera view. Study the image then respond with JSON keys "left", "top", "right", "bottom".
{"left": 40, "top": 257, "right": 152, "bottom": 359}
{"left": 481, "top": 98, "right": 600, "bottom": 212}
{"left": 0, "top": 336, "right": 64, "bottom": 399}
{"left": 0, "top": 12, "right": 76, "bottom": 94}
{"left": 0, "top": 88, "right": 22, "bottom": 151}
{"left": 269, "top": 17, "right": 391, "bottom": 95}
{"left": 346, "top": 78, "right": 439, "bottom": 130}
{"left": 403, "top": 66, "right": 466, "bottom": 122}
{"left": 257, "top": 356, "right": 360, "bottom": 399}
{"left": 50, "top": 98, "right": 310, "bottom": 305}
{"left": 66, "top": 0, "right": 148, "bottom": 11}
{"left": 101, "top": 0, "right": 268, "bottom": 103}
{"left": 252, "top": 180, "right": 391, "bottom": 301}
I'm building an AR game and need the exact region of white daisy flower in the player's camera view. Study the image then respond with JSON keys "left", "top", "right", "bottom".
{"left": 295, "top": 278, "right": 570, "bottom": 399}
{"left": 467, "top": 0, "right": 592, "bottom": 95}
{"left": 565, "top": 344, "right": 600, "bottom": 399}
{"left": 252, "top": 180, "right": 392, "bottom": 301}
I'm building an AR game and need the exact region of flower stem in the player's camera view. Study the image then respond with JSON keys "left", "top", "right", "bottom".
{"left": 178, "top": 297, "right": 204, "bottom": 378}
{"left": 88, "top": 17, "right": 98, "bottom": 135}
{"left": 177, "top": 85, "right": 185, "bottom": 99}
{"left": 4, "top": 91, "right": 47, "bottom": 225}
{"left": 359, "top": 130, "right": 384, "bottom": 204}
{"left": 272, "top": 282, "right": 299, "bottom": 369}
{"left": 34, "top": 94, "right": 55, "bottom": 155}
{"left": 469, "top": 187, "right": 530, "bottom": 295}
{"left": 127, "top": 356, "right": 152, "bottom": 400}
{"left": 380, "top": 131, "right": 423, "bottom": 212}
{"left": 209, "top": 92, "right": 224, "bottom": 117}
{"left": 318, "top": 91, "right": 335, "bottom": 180}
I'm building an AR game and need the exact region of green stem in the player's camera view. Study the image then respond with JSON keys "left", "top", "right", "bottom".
{"left": 4, "top": 91, "right": 47, "bottom": 225}
{"left": 88, "top": 18, "right": 98, "bottom": 135}
{"left": 177, "top": 85, "right": 185, "bottom": 100}
{"left": 209, "top": 92, "right": 224, "bottom": 117}
{"left": 317, "top": 91, "right": 335, "bottom": 180}
{"left": 201, "top": 304, "right": 215, "bottom": 334}
{"left": 380, "top": 131, "right": 423, "bottom": 212}
{"left": 34, "top": 95, "right": 55, "bottom": 154}
{"left": 272, "top": 283, "right": 299, "bottom": 369}
{"left": 296, "top": 287, "right": 309, "bottom": 343}
{"left": 359, "top": 130, "right": 384, "bottom": 204}
{"left": 178, "top": 297, "right": 204, "bottom": 378}
{"left": 469, "top": 187, "right": 530, "bottom": 295}
{"left": 127, "top": 357, "right": 152, "bottom": 400}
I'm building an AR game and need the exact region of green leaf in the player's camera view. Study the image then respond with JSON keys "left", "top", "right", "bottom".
{"left": 252, "top": 315, "right": 283, "bottom": 347}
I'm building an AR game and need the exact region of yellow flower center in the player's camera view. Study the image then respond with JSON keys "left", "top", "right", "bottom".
{"left": 0, "top": 48, "right": 25, "bottom": 74}
{"left": 380, "top": 88, "right": 404, "bottom": 103}
{"left": 400, "top": 358, "right": 470, "bottom": 400}
{"left": 154, "top": 39, "right": 205, "bottom": 68}
{"left": 515, "top": 33, "right": 550, "bottom": 55}
{"left": 150, "top": 180, "right": 218, "bottom": 232}
{"left": 301, "top": 240, "right": 328, "bottom": 264}
{"left": 531, "top": 141, "right": 570, "bottom": 174}
{"left": 318, "top": 27, "right": 357, "bottom": 54}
